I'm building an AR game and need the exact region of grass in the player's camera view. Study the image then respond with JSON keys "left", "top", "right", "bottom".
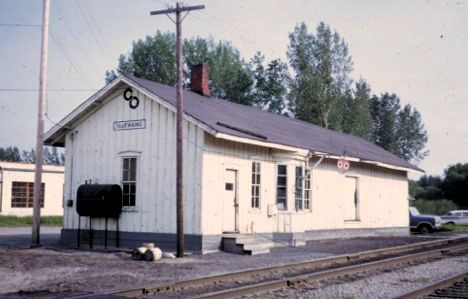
{"left": 441, "top": 223, "right": 468, "bottom": 233}
{"left": 0, "top": 215, "right": 62, "bottom": 227}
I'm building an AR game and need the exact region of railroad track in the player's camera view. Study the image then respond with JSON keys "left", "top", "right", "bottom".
{"left": 396, "top": 272, "right": 468, "bottom": 299}
{"left": 85, "top": 237, "right": 468, "bottom": 299}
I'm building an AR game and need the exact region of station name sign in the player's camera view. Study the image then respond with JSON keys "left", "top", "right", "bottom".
{"left": 113, "top": 119, "right": 146, "bottom": 131}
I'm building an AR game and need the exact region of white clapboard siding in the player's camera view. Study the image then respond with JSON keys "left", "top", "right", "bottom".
{"left": 63, "top": 88, "right": 203, "bottom": 235}
{"left": 201, "top": 135, "right": 409, "bottom": 235}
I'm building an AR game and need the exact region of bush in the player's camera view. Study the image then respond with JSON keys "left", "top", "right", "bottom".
{"left": 411, "top": 199, "right": 458, "bottom": 215}
{"left": 0, "top": 215, "right": 62, "bottom": 227}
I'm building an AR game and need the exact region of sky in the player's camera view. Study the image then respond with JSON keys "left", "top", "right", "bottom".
{"left": 0, "top": 0, "right": 467, "bottom": 179}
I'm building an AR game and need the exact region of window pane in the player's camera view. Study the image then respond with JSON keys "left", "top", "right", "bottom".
{"left": 123, "top": 158, "right": 129, "bottom": 180}
{"left": 256, "top": 174, "right": 260, "bottom": 184}
{"left": 277, "top": 198, "right": 287, "bottom": 210}
{"left": 252, "top": 162, "right": 256, "bottom": 172}
{"left": 277, "top": 176, "right": 286, "bottom": 186}
{"left": 278, "top": 165, "right": 287, "bottom": 175}
{"left": 296, "top": 166, "right": 302, "bottom": 176}
{"left": 129, "top": 158, "right": 136, "bottom": 181}
{"left": 123, "top": 184, "right": 130, "bottom": 194}
{"left": 277, "top": 187, "right": 286, "bottom": 198}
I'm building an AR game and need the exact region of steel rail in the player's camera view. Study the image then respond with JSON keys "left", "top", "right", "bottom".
{"left": 103, "top": 236, "right": 468, "bottom": 298}
{"left": 394, "top": 272, "right": 468, "bottom": 299}
{"left": 196, "top": 243, "right": 468, "bottom": 299}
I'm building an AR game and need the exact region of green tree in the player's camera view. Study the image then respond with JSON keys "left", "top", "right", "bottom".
{"left": 396, "top": 104, "right": 428, "bottom": 163}
{"left": 21, "top": 149, "right": 36, "bottom": 163}
{"left": 106, "top": 31, "right": 177, "bottom": 85}
{"left": 370, "top": 93, "right": 400, "bottom": 154}
{"left": 0, "top": 146, "right": 21, "bottom": 162}
{"left": 287, "top": 22, "right": 353, "bottom": 130}
{"left": 343, "top": 79, "right": 372, "bottom": 140}
{"left": 107, "top": 33, "right": 254, "bottom": 105}
{"left": 442, "top": 163, "right": 468, "bottom": 208}
{"left": 370, "top": 93, "right": 428, "bottom": 163}
{"left": 250, "top": 52, "right": 289, "bottom": 114}
{"left": 415, "top": 175, "right": 444, "bottom": 200}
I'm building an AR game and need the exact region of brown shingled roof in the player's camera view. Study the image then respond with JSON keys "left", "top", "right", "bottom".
{"left": 127, "top": 75, "right": 422, "bottom": 172}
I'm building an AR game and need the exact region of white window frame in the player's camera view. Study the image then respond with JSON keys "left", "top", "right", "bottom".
{"left": 251, "top": 162, "right": 261, "bottom": 209}
{"left": 121, "top": 156, "right": 138, "bottom": 207}
{"left": 295, "top": 166, "right": 304, "bottom": 211}
{"left": 276, "top": 164, "right": 288, "bottom": 211}
{"left": 304, "top": 168, "right": 311, "bottom": 211}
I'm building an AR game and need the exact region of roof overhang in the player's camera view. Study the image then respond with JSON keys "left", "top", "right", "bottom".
{"left": 214, "top": 133, "right": 422, "bottom": 173}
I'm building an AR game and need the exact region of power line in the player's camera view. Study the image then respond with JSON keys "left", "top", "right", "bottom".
{"left": 82, "top": 0, "right": 115, "bottom": 60}
{"left": 202, "top": 10, "right": 282, "bottom": 49}
{"left": 49, "top": 29, "right": 95, "bottom": 89}
{"left": 51, "top": 0, "right": 101, "bottom": 75}
{"left": 0, "top": 87, "right": 128, "bottom": 92}
{"left": 0, "top": 23, "right": 41, "bottom": 27}
{"left": 75, "top": 0, "right": 114, "bottom": 66}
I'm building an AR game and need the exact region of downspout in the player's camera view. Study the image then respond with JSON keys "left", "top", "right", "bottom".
{"left": 0, "top": 166, "right": 3, "bottom": 212}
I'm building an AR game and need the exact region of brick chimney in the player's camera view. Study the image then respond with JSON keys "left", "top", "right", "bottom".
{"left": 190, "top": 64, "right": 211, "bottom": 97}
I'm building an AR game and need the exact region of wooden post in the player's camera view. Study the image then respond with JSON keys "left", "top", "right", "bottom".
{"left": 175, "top": 3, "right": 184, "bottom": 258}
{"left": 32, "top": 0, "right": 50, "bottom": 247}
{"left": 150, "top": 2, "right": 205, "bottom": 258}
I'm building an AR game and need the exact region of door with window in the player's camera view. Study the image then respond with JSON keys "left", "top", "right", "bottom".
{"left": 222, "top": 169, "right": 238, "bottom": 232}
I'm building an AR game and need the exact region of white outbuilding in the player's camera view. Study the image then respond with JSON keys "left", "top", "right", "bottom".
{"left": 45, "top": 65, "right": 422, "bottom": 253}
{"left": 0, "top": 161, "right": 64, "bottom": 217}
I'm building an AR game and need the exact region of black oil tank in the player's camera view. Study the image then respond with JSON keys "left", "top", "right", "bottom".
{"left": 76, "top": 184, "right": 122, "bottom": 217}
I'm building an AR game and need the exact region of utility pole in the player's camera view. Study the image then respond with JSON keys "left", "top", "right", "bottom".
{"left": 32, "top": 0, "right": 50, "bottom": 246}
{"left": 150, "top": 3, "right": 204, "bottom": 258}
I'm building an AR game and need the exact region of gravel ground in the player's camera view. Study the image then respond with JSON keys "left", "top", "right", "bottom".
{"left": 272, "top": 255, "right": 468, "bottom": 299}
{"left": 0, "top": 231, "right": 459, "bottom": 296}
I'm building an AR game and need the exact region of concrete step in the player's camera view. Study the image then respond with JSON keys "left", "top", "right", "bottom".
{"left": 222, "top": 234, "right": 273, "bottom": 255}
{"left": 246, "top": 248, "right": 270, "bottom": 255}
{"left": 243, "top": 242, "right": 275, "bottom": 251}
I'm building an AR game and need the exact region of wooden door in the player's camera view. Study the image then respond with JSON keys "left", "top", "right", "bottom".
{"left": 222, "top": 169, "right": 238, "bottom": 232}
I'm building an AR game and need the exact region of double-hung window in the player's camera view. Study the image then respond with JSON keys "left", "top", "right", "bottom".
{"left": 295, "top": 166, "right": 312, "bottom": 211}
{"left": 251, "top": 162, "right": 261, "bottom": 209}
{"left": 304, "top": 168, "right": 311, "bottom": 210}
{"left": 122, "top": 157, "right": 137, "bottom": 207}
{"left": 295, "top": 166, "right": 304, "bottom": 210}
{"left": 276, "top": 165, "right": 287, "bottom": 210}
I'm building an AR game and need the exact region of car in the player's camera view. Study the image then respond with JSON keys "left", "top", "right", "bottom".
{"left": 440, "top": 210, "right": 468, "bottom": 225}
{"left": 409, "top": 206, "right": 443, "bottom": 234}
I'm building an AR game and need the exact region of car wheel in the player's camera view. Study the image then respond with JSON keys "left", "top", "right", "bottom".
{"left": 446, "top": 222, "right": 455, "bottom": 226}
{"left": 419, "top": 224, "right": 432, "bottom": 234}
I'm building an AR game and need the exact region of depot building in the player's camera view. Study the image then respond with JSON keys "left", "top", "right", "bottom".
{"left": 45, "top": 65, "right": 422, "bottom": 253}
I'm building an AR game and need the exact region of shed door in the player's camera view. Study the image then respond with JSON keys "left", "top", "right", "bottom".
{"left": 344, "top": 177, "right": 358, "bottom": 221}
{"left": 222, "top": 169, "right": 238, "bottom": 232}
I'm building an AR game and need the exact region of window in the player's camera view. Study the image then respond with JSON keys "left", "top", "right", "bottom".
{"left": 276, "top": 165, "right": 287, "bottom": 210}
{"left": 11, "top": 182, "right": 44, "bottom": 208}
{"left": 251, "top": 162, "right": 261, "bottom": 209}
{"left": 304, "top": 168, "right": 311, "bottom": 210}
{"left": 295, "top": 166, "right": 304, "bottom": 210}
{"left": 122, "top": 157, "right": 137, "bottom": 206}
